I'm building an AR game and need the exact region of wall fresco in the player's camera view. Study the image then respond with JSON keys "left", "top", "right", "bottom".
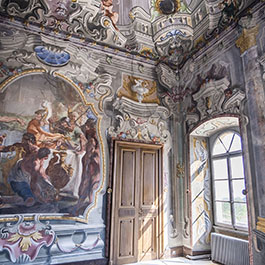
{"left": 0, "top": 74, "right": 102, "bottom": 219}
{"left": 190, "top": 136, "right": 212, "bottom": 249}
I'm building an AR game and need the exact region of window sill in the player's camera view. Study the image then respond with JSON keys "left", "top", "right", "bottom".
{"left": 213, "top": 225, "right": 249, "bottom": 240}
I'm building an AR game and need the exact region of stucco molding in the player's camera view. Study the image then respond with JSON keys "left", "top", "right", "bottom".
{"left": 0, "top": 0, "right": 127, "bottom": 47}
{"left": 0, "top": 25, "right": 114, "bottom": 114}
{"left": 186, "top": 77, "right": 246, "bottom": 131}
{"left": 108, "top": 97, "right": 171, "bottom": 145}
{"left": 156, "top": 61, "right": 195, "bottom": 114}
{"left": 0, "top": 215, "right": 55, "bottom": 263}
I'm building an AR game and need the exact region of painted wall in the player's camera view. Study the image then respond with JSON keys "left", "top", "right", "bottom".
{"left": 0, "top": 19, "right": 172, "bottom": 265}
{"left": 190, "top": 136, "right": 211, "bottom": 252}
{"left": 0, "top": 0, "right": 264, "bottom": 264}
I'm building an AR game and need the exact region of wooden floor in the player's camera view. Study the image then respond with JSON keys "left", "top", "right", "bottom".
{"left": 124, "top": 257, "right": 218, "bottom": 265}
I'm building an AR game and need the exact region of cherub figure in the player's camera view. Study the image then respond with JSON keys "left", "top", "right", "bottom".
{"left": 101, "top": 0, "right": 119, "bottom": 29}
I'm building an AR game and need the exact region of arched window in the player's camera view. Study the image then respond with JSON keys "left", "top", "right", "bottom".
{"left": 211, "top": 131, "right": 248, "bottom": 230}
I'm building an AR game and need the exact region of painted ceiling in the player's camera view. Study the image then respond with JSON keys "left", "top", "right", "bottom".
{"left": 0, "top": 0, "right": 257, "bottom": 69}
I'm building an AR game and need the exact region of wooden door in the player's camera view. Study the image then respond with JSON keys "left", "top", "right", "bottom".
{"left": 110, "top": 141, "right": 162, "bottom": 265}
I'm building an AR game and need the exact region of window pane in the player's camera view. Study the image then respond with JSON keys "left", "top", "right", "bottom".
{"left": 212, "top": 138, "right": 227, "bottom": 155}
{"left": 214, "top": 180, "right": 230, "bottom": 201}
{"left": 215, "top": 201, "right": 232, "bottom": 225}
{"left": 231, "top": 156, "right": 244, "bottom": 179}
{"left": 232, "top": 179, "right": 246, "bottom": 202}
{"left": 234, "top": 203, "right": 248, "bottom": 228}
{"left": 219, "top": 132, "right": 234, "bottom": 152}
{"left": 213, "top": 159, "right": 228, "bottom": 179}
{"left": 230, "top": 134, "right": 242, "bottom": 152}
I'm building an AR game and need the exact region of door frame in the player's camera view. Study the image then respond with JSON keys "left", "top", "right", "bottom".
{"left": 107, "top": 139, "right": 164, "bottom": 265}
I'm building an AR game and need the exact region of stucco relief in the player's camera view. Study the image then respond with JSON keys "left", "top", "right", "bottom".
{"left": 108, "top": 97, "right": 171, "bottom": 146}
{"left": 118, "top": 74, "right": 160, "bottom": 104}
{"left": 0, "top": 0, "right": 126, "bottom": 46}
{"left": 186, "top": 77, "right": 245, "bottom": 131}
{"left": 0, "top": 26, "right": 113, "bottom": 114}
{"left": 0, "top": 215, "right": 55, "bottom": 263}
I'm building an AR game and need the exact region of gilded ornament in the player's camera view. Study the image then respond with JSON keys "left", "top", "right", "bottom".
{"left": 257, "top": 216, "right": 265, "bottom": 233}
{"left": 176, "top": 162, "right": 184, "bottom": 178}
{"left": 119, "top": 75, "right": 160, "bottom": 104}
{"left": 129, "top": 11, "right": 135, "bottom": 20}
{"left": 104, "top": 20, "right": 110, "bottom": 27}
{"left": 236, "top": 26, "right": 259, "bottom": 54}
{"left": 8, "top": 232, "right": 43, "bottom": 252}
{"left": 155, "top": 0, "right": 181, "bottom": 14}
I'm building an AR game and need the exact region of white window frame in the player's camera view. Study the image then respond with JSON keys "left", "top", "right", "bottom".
{"left": 210, "top": 129, "right": 248, "bottom": 231}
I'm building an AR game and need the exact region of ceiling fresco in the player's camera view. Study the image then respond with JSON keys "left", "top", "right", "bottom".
{"left": 0, "top": 0, "right": 257, "bottom": 69}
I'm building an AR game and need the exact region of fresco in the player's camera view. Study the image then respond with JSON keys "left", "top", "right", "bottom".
{"left": 118, "top": 74, "right": 160, "bottom": 104}
{"left": 190, "top": 137, "right": 212, "bottom": 248}
{"left": 0, "top": 74, "right": 102, "bottom": 219}
{"left": 101, "top": 0, "right": 119, "bottom": 29}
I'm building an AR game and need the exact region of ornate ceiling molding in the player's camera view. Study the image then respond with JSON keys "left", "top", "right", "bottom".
{"left": 155, "top": 31, "right": 193, "bottom": 69}
{"left": 0, "top": 25, "right": 113, "bottom": 113}
{"left": 186, "top": 77, "right": 246, "bottom": 131}
{"left": 0, "top": 0, "right": 127, "bottom": 47}
{"left": 156, "top": 61, "right": 194, "bottom": 112}
{"left": 155, "top": 0, "right": 181, "bottom": 15}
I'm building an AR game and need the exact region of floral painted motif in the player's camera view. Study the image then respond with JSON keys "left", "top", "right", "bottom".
{"left": 0, "top": 61, "right": 23, "bottom": 78}
{"left": 0, "top": 215, "right": 55, "bottom": 263}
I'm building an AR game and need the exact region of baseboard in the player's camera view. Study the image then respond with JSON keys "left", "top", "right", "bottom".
{"left": 61, "top": 258, "right": 108, "bottom": 265}
{"left": 191, "top": 250, "right": 211, "bottom": 256}
{"left": 170, "top": 246, "right": 210, "bottom": 258}
{"left": 170, "top": 246, "right": 184, "bottom": 257}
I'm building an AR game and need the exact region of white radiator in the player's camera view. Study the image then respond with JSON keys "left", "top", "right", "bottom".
{"left": 211, "top": 232, "right": 250, "bottom": 265}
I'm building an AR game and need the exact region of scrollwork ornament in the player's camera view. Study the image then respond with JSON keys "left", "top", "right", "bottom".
{"left": 7, "top": 50, "right": 36, "bottom": 68}
{"left": 2, "top": 0, "right": 49, "bottom": 22}
{"left": 0, "top": 215, "right": 55, "bottom": 263}
{"left": 107, "top": 97, "right": 171, "bottom": 144}
{"left": 169, "top": 214, "right": 179, "bottom": 238}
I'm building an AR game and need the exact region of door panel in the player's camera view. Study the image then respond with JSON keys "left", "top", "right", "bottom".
{"left": 139, "top": 217, "right": 157, "bottom": 261}
{"left": 113, "top": 146, "right": 139, "bottom": 265}
{"left": 120, "top": 149, "right": 136, "bottom": 207}
{"left": 139, "top": 150, "right": 159, "bottom": 261}
{"left": 142, "top": 151, "right": 157, "bottom": 206}
{"left": 119, "top": 219, "right": 135, "bottom": 257}
{"left": 111, "top": 142, "right": 162, "bottom": 265}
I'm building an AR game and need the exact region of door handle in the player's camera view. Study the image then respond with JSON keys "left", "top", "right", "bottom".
{"left": 138, "top": 208, "right": 143, "bottom": 216}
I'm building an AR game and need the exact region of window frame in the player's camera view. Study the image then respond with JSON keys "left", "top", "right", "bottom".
{"left": 210, "top": 129, "right": 248, "bottom": 231}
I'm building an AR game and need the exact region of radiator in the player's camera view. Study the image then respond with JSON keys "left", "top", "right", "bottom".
{"left": 211, "top": 232, "right": 250, "bottom": 265}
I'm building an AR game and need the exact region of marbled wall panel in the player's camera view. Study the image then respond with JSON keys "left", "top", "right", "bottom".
{"left": 190, "top": 136, "right": 212, "bottom": 251}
